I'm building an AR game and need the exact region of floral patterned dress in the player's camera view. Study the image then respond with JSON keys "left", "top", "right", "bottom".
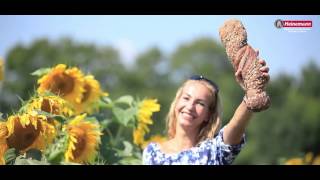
{"left": 142, "top": 126, "right": 245, "bottom": 165}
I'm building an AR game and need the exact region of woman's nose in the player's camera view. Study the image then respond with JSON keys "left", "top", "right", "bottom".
{"left": 185, "top": 101, "right": 195, "bottom": 111}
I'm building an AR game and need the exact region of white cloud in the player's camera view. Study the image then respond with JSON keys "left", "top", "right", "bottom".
{"left": 114, "top": 39, "right": 138, "bottom": 69}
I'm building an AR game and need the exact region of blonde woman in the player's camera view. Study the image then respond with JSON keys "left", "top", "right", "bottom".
{"left": 142, "top": 58, "right": 270, "bottom": 165}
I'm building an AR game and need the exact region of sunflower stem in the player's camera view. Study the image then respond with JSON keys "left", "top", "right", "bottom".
{"left": 115, "top": 125, "right": 124, "bottom": 146}
{"left": 104, "top": 127, "right": 115, "bottom": 146}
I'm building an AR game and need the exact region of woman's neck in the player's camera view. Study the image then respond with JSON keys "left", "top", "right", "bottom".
{"left": 168, "top": 126, "right": 199, "bottom": 152}
{"left": 160, "top": 125, "right": 200, "bottom": 154}
{"left": 171, "top": 137, "right": 195, "bottom": 151}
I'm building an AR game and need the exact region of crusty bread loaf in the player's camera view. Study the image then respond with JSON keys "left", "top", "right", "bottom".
{"left": 219, "top": 19, "right": 270, "bottom": 112}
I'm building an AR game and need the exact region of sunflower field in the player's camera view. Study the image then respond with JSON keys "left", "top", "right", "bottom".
{"left": 1, "top": 36, "right": 320, "bottom": 165}
{"left": 0, "top": 63, "right": 166, "bottom": 165}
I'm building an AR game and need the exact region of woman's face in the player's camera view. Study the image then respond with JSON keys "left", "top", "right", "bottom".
{"left": 175, "top": 81, "right": 214, "bottom": 131}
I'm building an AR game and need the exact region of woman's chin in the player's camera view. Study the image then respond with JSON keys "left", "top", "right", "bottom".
{"left": 178, "top": 118, "right": 194, "bottom": 128}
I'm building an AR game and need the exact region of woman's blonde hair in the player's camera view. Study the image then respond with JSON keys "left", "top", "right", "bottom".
{"left": 166, "top": 79, "right": 222, "bottom": 145}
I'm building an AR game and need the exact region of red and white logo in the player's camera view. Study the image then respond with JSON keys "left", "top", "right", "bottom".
{"left": 282, "top": 20, "right": 312, "bottom": 28}
{"left": 274, "top": 19, "right": 312, "bottom": 32}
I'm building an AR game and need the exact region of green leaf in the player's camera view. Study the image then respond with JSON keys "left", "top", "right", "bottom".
{"left": 115, "top": 141, "right": 133, "bottom": 157}
{"left": 117, "top": 157, "right": 142, "bottom": 165}
{"left": 101, "top": 96, "right": 112, "bottom": 104}
{"left": 45, "top": 132, "right": 68, "bottom": 164}
{"left": 4, "top": 148, "right": 18, "bottom": 165}
{"left": 100, "top": 119, "right": 112, "bottom": 130}
{"left": 114, "top": 95, "right": 134, "bottom": 106}
{"left": 112, "top": 107, "right": 125, "bottom": 125}
{"left": 36, "top": 110, "right": 66, "bottom": 123}
{"left": 47, "top": 150, "right": 65, "bottom": 164}
{"left": 30, "top": 68, "right": 51, "bottom": 77}
{"left": 52, "top": 115, "right": 67, "bottom": 124}
{"left": 99, "top": 97, "right": 113, "bottom": 109}
{"left": 14, "top": 156, "right": 50, "bottom": 165}
{"left": 112, "top": 107, "right": 136, "bottom": 126}
{"left": 60, "top": 161, "right": 81, "bottom": 165}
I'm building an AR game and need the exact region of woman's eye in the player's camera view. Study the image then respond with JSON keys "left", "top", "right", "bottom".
{"left": 197, "top": 102, "right": 206, "bottom": 107}
{"left": 183, "top": 96, "right": 189, "bottom": 100}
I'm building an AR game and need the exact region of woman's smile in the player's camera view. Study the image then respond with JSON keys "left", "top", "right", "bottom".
{"left": 180, "top": 111, "right": 196, "bottom": 121}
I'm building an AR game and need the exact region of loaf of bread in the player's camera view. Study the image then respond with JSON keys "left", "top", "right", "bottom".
{"left": 219, "top": 19, "right": 270, "bottom": 112}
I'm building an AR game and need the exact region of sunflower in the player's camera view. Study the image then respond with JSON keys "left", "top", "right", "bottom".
{"left": 284, "top": 158, "right": 304, "bottom": 165}
{"left": 73, "top": 75, "right": 108, "bottom": 115}
{"left": 0, "top": 58, "right": 4, "bottom": 81}
{"left": 37, "top": 64, "right": 85, "bottom": 104}
{"left": 0, "top": 122, "right": 8, "bottom": 165}
{"left": 26, "top": 95, "right": 74, "bottom": 117}
{"left": 5, "top": 112, "right": 56, "bottom": 153}
{"left": 133, "top": 123, "right": 149, "bottom": 147}
{"left": 304, "top": 152, "right": 313, "bottom": 164}
{"left": 137, "top": 99, "right": 160, "bottom": 125}
{"left": 133, "top": 99, "right": 160, "bottom": 147}
{"left": 64, "top": 114, "right": 101, "bottom": 164}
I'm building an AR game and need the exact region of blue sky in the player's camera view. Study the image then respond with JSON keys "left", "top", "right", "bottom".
{"left": 0, "top": 15, "right": 319, "bottom": 78}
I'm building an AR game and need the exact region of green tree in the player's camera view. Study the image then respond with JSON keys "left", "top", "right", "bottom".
{"left": 299, "top": 60, "right": 320, "bottom": 98}
{"left": 234, "top": 60, "right": 320, "bottom": 164}
{"left": 0, "top": 38, "right": 125, "bottom": 115}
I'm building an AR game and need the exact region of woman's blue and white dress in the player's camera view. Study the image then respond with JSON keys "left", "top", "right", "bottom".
{"left": 142, "top": 126, "right": 245, "bottom": 165}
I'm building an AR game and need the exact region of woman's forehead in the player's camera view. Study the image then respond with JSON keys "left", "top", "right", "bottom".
{"left": 182, "top": 81, "right": 213, "bottom": 99}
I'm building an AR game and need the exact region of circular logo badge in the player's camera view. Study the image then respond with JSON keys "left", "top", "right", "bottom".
{"left": 274, "top": 19, "right": 283, "bottom": 29}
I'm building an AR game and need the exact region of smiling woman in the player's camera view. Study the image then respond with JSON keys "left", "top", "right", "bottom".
{"left": 169, "top": 78, "right": 221, "bottom": 144}
{"left": 142, "top": 75, "right": 235, "bottom": 165}
{"left": 142, "top": 19, "right": 272, "bottom": 165}
{"left": 142, "top": 71, "right": 268, "bottom": 164}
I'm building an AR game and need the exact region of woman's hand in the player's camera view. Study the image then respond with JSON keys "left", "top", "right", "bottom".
{"left": 258, "top": 58, "right": 270, "bottom": 83}
{"left": 234, "top": 49, "right": 270, "bottom": 90}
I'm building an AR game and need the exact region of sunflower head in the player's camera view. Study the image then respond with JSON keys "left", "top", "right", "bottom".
{"left": 0, "top": 122, "right": 8, "bottom": 139}
{"left": 137, "top": 99, "right": 160, "bottom": 125}
{"left": 133, "top": 123, "right": 149, "bottom": 147}
{"left": 133, "top": 99, "right": 160, "bottom": 147}
{"left": 6, "top": 114, "right": 42, "bottom": 151}
{"left": 26, "top": 95, "right": 74, "bottom": 117}
{"left": 285, "top": 158, "right": 304, "bottom": 165}
{"left": 73, "top": 75, "right": 108, "bottom": 115}
{"left": 0, "top": 122, "right": 9, "bottom": 165}
{"left": 5, "top": 113, "right": 56, "bottom": 153}
{"left": 37, "top": 64, "right": 85, "bottom": 104}
{"left": 64, "top": 114, "right": 102, "bottom": 164}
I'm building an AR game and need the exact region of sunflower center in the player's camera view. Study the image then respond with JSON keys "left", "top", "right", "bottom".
{"left": 50, "top": 73, "right": 75, "bottom": 96}
{"left": 81, "top": 84, "right": 91, "bottom": 103}
{"left": 72, "top": 128, "right": 87, "bottom": 159}
{"left": 41, "top": 99, "right": 60, "bottom": 114}
{"left": 7, "top": 118, "right": 41, "bottom": 151}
